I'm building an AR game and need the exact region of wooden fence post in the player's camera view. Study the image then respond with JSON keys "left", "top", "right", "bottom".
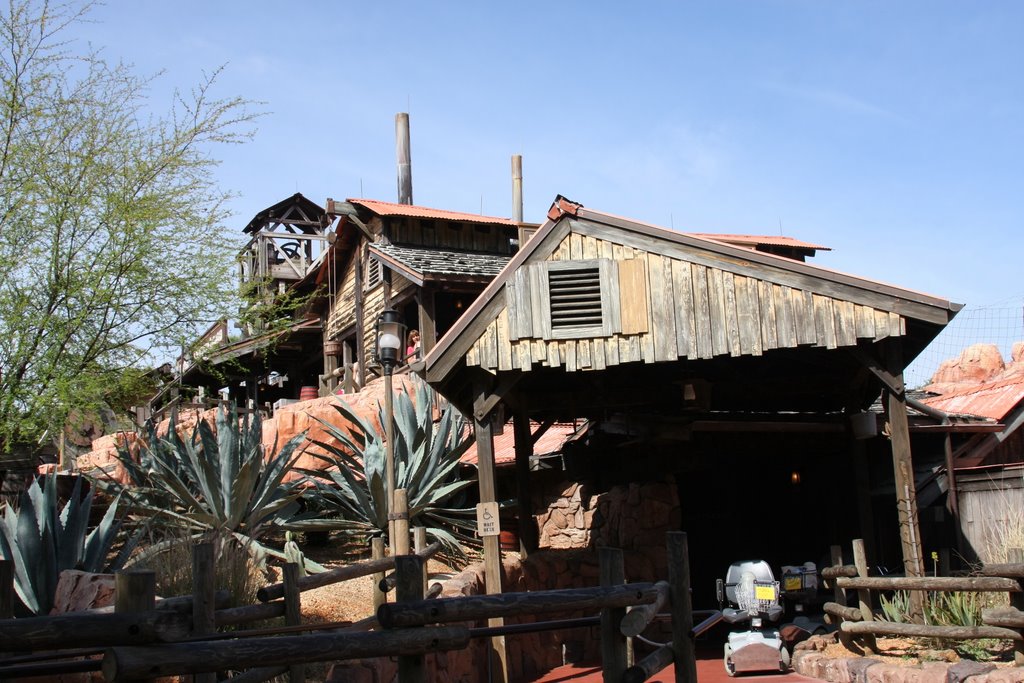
{"left": 395, "top": 489, "right": 411, "bottom": 557}
{"left": 599, "top": 547, "right": 627, "bottom": 682}
{"left": 414, "top": 527, "right": 429, "bottom": 596}
{"left": 852, "top": 539, "right": 877, "bottom": 654}
{"left": 116, "top": 570, "right": 156, "bottom": 614}
{"left": 116, "top": 571, "right": 156, "bottom": 683}
{"left": 372, "top": 537, "right": 386, "bottom": 610}
{"left": 829, "top": 545, "right": 857, "bottom": 652}
{"left": 1009, "top": 547, "right": 1024, "bottom": 666}
{"left": 395, "top": 555, "right": 426, "bottom": 683}
{"left": 193, "top": 541, "right": 217, "bottom": 683}
{"left": 283, "top": 562, "right": 305, "bottom": 683}
{"left": 667, "top": 532, "right": 696, "bottom": 683}
{"left": 0, "top": 559, "right": 13, "bottom": 619}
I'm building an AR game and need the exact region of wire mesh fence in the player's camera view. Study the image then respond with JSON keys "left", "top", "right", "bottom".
{"left": 905, "top": 293, "right": 1024, "bottom": 390}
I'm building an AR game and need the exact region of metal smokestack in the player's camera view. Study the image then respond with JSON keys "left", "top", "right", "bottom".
{"left": 395, "top": 113, "right": 413, "bottom": 205}
{"left": 511, "top": 154, "right": 523, "bottom": 224}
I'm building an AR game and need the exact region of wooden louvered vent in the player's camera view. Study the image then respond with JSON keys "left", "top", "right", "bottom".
{"left": 549, "top": 265, "right": 602, "bottom": 330}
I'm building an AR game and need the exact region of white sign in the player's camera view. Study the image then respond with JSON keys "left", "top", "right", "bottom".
{"left": 476, "top": 502, "right": 501, "bottom": 537}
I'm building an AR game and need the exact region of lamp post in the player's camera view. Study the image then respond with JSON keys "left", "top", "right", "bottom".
{"left": 375, "top": 308, "right": 406, "bottom": 555}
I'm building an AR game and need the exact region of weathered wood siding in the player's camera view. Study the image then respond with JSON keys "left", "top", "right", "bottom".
{"left": 326, "top": 240, "right": 413, "bottom": 345}
{"left": 389, "top": 217, "right": 516, "bottom": 254}
{"left": 326, "top": 246, "right": 360, "bottom": 338}
{"left": 466, "top": 232, "right": 906, "bottom": 373}
{"left": 957, "top": 469, "right": 1024, "bottom": 563}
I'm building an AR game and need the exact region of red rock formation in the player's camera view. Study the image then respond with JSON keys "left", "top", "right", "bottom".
{"left": 927, "top": 343, "right": 1005, "bottom": 390}
{"left": 74, "top": 375, "right": 418, "bottom": 483}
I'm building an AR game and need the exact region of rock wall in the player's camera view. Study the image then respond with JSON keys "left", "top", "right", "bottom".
{"left": 328, "top": 477, "right": 681, "bottom": 682}
{"left": 71, "top": 375, "right": 419, "bottom": 483}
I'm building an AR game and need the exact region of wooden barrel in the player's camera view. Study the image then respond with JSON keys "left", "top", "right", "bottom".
{"left": 299, "top": 386, "right": 318, "bottom": 401}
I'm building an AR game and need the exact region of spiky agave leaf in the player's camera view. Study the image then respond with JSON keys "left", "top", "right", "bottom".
{"left": 106, "top": 402, "right": 313, "bottom": 573}
{"left": 294, "top": 376, "right": 477, "bottom": 556}
{"left": 0, "top": 474, "right": 126, "bottom": 615}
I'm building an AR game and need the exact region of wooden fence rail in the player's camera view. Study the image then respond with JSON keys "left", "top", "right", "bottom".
{"left": 823, "top": 539, "right": 1024, "bottom": 666}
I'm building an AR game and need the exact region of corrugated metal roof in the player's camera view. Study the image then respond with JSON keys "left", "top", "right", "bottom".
{"left": 348, "top": 198, "right": 517, "bottom": 226}
{"left": 921, "top": 376, "right": 1024, "bottom": 421}
{"left": 461, "top": 422, "right": 577, "bottom": 466}
{"left": 687, "top": 233, "right": 831, "bottom": 252}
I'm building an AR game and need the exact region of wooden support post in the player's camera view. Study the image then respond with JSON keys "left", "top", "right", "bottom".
{"left": 323, "top": 336, "right": 339, "bottom": 395}
{"left": 600, "top": 547, "right": 628, "bottom": 682}
{"left": 1009, "top": 548, "right": 1024, "bottom": 666}
{"left": 416, "top": 287, "right": 436, "bottom": 357}
{"left": 512, "top": 408, "right": 538, "bottom": 556}
{"left": 372, "top": 537, "right": 386, "bottom": 610}
{"left": 0, "top": 559, "right": 13, "bottom": 619}
{"left": 354, "top": 246, "right": 366, "bottom": 390}
{"left": 283, "top": 563, "right": 305, "bottom": 683}
{"left": 116, "top": 571, "right": 156, "bottom": 614}
{"left": 885, "top": 348, "right": 925, "bottom": 581}
{"left": 396, "top": 555, "right": 426, "bottom": 683}
{"left": 473, "top": 381, "right": 507, "bottom": 683}
{"left": 192, "top": 541, "right": 217, "bottom": 683}
{"left": 666, "top": 532, "right": 696, "bottom": 683}
{"left": 852, "top": 539, "right": 877, "bottom": 653}
{"left": 414, "top": 527, "right": 429, "bottom": 595}
{"left": 395, "top": 489, "right": 411, "bottom": 557}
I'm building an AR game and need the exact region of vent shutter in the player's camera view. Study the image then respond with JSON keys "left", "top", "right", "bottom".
{"left": 548, "top": 266, "right": 602, "bottom": 330}
{"left": 365, "top": 257, "right": 381, "bottom": 290}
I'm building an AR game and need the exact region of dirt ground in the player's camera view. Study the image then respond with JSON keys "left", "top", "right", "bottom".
{"left": 296, "top": 536, "right": 460, "bottom": 625}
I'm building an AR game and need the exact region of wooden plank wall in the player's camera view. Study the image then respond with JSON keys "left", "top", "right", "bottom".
{"left": 466, "top": 232, "right": 906, "bottom": 374}
{"left": 390, "top": 217, "right": 517, "bottom": 254}
{"left": 326, "top": 243, "right": 413, "bottom": 343}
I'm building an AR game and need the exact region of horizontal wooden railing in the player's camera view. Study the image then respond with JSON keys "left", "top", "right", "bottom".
{"left": 822, "top": 539, "right": 1024, "bottom": 666}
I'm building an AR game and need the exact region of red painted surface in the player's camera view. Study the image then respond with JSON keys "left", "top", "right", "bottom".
{"left": 532, "top": 650, "right": 816, "bottom": 683}
{"left": 922, "top": 376, "right": 1024, "bottom": 421}
{"left": 347, "top": 197, "right": 517, "bottom": 226}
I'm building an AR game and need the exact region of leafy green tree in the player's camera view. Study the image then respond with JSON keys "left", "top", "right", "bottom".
{"left": 0, "top": 0, "right": 259, "bottom": 459}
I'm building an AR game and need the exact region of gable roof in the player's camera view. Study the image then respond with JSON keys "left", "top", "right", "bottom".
{"left": 418, "top": 195, "right": 962, "bottom": 418}
{"left": 243, "top": 192, "right": 327, "bottom": 234}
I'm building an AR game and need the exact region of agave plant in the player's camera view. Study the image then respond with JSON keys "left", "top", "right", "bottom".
{"left": 0, "top": 474, "right": 128, "bottom": 615}
{"left": 112, "top": 403, "right": 322, "bottom": 570}
{"left": 292, "top": 375, "right": 477, "bottom": 555}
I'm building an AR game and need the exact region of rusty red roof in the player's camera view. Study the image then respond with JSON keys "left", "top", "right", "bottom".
{"left": 348, "top": 198, "right": 517, "bottom": 227}
{"left": 687, "top": 233, "right": 830, "bottom": 252}
{"left": 921, "top": 375, "right": 1024, "bottom": 421}
{"left": 461, "top": 422, "right": 577, "bottom": 467}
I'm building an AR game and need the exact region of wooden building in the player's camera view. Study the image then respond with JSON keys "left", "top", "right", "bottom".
{"left": 321, "top": 198, "right": 522, "bottom": 393}
{"left": 418, "top": 194, "right": 962, "bottom": 609}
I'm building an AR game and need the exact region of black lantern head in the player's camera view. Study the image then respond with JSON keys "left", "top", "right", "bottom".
{"left": 375, "top": 308, "right": 406, "bottom": 374}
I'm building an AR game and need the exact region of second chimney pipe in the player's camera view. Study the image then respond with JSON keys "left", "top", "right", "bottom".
{"left": 396, "top": 113, "right": 413, "bottom": 205}
{"left": 511, "top": 154, "right": 523, "bottom": 224}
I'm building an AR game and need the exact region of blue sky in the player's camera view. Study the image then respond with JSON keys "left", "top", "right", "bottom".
{"left": 78, "top": 1, "right": 1024, "bottom": 381}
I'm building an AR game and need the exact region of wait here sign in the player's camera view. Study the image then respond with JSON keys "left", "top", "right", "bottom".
{"left": 476, "top": 502, "right": 501, "bottom": 537}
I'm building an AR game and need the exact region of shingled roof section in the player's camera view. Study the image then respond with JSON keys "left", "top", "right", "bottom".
{"left": 369, "top": 243, "right": 511, "bottom": 285}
